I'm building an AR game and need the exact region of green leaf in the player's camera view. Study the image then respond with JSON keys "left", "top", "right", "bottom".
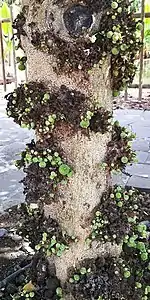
{"left": 60, "top": 244, "right": 66, "bottom": 251}
{"left": 57, "top": 250, "right": 63, "bottom": 257}
{"left": 46, "top": 249, "right": 52, "bottom": 256}
{"left": 56, "top": 243, "right": 61, "bottom": 249}
{"left": 137, "top": 224, "right": 147, "bottom": 233}
{"left": 0, "top": 3, "right": 12, "bottom": 36}
{"left": 50, "top": 237, "right": 57, "bottom": 247}
{"left": 51, "top": 247, "right": 56, "bottom": 254}
{"left": 59, "top": 164, "right": 71, "bottom": 176}
{"left": 137, "top": 242, "right": 146, "bottom": 252}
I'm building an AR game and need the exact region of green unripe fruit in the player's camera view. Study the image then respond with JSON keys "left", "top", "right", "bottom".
{"left": 107, "top": 31, "right": 113, "bottom": 38}
{"left": 135, "top": 282, "right": 142, "bottom": 289}
{"left": 112, "top": 32, "right": 120, "bottom": 42}
{"left": 121, "top": 157, "right": 128, "bottom": 164}
{"left": 112, "top": 47, "right": 119, "bottom": 55}
{"left": 18, "top": 63, "right": 26, "bottom": 71}
{"left": 117, "top": 7, "right": 122, "bottom": 13}
{"left": 120, "top": 44, "right": 127, "bottom": 51}
{"left": 113, "top": 70, "right": 119, "bottom": 77}
{"left": 80, "top": 120, "right": 90, "bottom": 128}
{"left": 136, "top": 23, "right": 143, "bottom": 31}
{"left": 124, "top": 271, "right": 131, "bottom": 278}
{"left": 80, "top": 267, "right": 87, "bottom": 275}
{"left": 141, "top": 252, "right": 148, "bottom": 261}
{"left": 137, "top": 224, "right": 147, "bottom": 233}
{"left": 116, "top": 192, "right": 122, "bottom": 199}
{"left": 16, "top": 56, "right": 21, "bottom": 63}
{"left": 59, "top": 164, "right": 71, "bottom": 176}
{"left": 110, "top": 193, "right": 115, "bottom": 198}
{"left": 74, "top": 274, "right": 80, "bottom": 281}
{"left": 113, "top": 90, "right": 120, "bottom": 97}
{"left": 22, "top": 57, "right": 27, "bottom": 63}
{"left": 111, "top": 2, "right": 118, "bottom": 9}
{"left": 39, "top": 161, "right": 46, "bottom": 168}
{"left": 117, "top": 201, "right": 123, "bottom": 207}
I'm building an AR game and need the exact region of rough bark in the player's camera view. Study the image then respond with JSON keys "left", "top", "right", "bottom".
{"left": 22, "top": 0, "right": 118, "bottom": 292}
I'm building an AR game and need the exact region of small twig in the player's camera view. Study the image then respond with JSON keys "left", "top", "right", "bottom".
{"left": 0, "top": 262, "right": 32, "bottom": 289}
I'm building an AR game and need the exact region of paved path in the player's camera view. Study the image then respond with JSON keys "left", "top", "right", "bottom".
{"left": 114, "top": 109, "right": 150, "bottom": 191}
{"left": 0, "top": 89, "right": 34, "bottom": 212}
{"left": 0, "top": 91, "right": 150, "bottom": 212}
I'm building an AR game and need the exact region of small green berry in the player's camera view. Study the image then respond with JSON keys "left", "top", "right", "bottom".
{"left": 112, "top": 47, "right": 119, "bottom": 55}
{"left": 135, "top": 282, "right": 142, "bottom": 289}
{"left": 124, "top": 271, "right": 131, "bottom": 278}
{"left": 111, "top": 2, "right": 118, "bottom": 9}
{"left": 74, "top": 274, "right": 80, "bottom": 281}
{"left": 80, "top": 267, "right": 87, "bottom": 275}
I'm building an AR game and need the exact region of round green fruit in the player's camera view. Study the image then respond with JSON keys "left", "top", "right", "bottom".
{"left": 18, "top": 63, "right": 26, "bottom": 71}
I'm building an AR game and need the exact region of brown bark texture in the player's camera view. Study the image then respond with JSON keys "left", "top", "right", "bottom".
{"left": 21, "top": 0, "right": 117, "bottom": 294}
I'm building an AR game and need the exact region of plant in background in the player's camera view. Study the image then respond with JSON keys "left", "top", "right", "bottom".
{"left": 144, "top": 1, "right": 150, "bottom": 54}
{"left": 16, "top": 55, "right": 27, "bottom": 70}
{"left": 0, "top": 1, "right": 13, "bottom": 57}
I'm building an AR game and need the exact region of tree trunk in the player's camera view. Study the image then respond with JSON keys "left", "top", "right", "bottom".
{"left": 21, "top": 0, "right": 119, "bottom": 295}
